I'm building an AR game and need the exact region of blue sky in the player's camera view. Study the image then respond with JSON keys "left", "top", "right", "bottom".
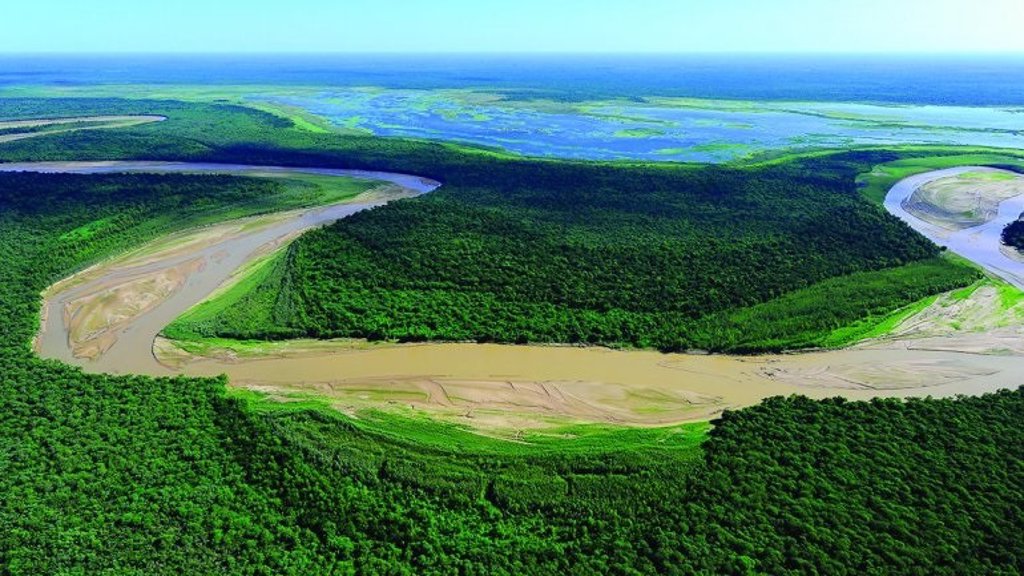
{"left": 4, "top": 0, "right": 1023, "bottom": 53}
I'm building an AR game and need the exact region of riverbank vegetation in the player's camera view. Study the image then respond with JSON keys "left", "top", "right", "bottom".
{"left": 1003, "top": 220, "right": 1024, "bottom": 251}
{"left": 1, "top": 97, "right": 1023, "bottom": 573}
{"left": 853, "top": 152, "right": 1024, "bottom": 204}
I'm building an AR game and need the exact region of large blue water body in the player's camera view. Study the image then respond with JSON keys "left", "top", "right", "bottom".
{"left": 3, "top": 54, "right": 1024, "bottom": 161}
{"left": 4, "top": 54, "right": 1024, "bottom": 105}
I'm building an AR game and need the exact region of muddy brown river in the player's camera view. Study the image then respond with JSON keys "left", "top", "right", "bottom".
{"left": 14, "top": 161, "right": 1024, "bottom": 430}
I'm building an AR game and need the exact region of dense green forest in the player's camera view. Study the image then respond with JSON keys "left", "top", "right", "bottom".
{"left": 1003, "top": 220, "right": 1024, "bottom": 251}
{"left": 169, "top": 148, "right": 978, "bottom": 351}
{"left": 1, "top": 98, "right": 1022, "bottom": 573}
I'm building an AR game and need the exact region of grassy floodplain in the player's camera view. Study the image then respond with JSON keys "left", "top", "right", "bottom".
{"left": 1, "top": 96, "right": 1023, "bottom": 574}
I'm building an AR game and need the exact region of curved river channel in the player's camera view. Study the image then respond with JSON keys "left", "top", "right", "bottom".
{"left": 10, "top": 161, "right": 1024, "bottom": 429}
{"left": 885, "top": 166, "right": 1024, "bottom": 289}
{"left": 2, "top": 161, "right": 438, "bottom": 371}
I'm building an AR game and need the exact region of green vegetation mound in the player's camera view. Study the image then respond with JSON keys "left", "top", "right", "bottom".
{"left": 1002, "top": 220, "right": 1024, "bottom": 251}
{"left": 172, "top": 154, "right": 978, "bottom": 352}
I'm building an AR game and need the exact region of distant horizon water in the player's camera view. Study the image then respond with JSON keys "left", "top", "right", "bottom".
{"left": 3, "top": 53, "right": 1024, "bottom": 106}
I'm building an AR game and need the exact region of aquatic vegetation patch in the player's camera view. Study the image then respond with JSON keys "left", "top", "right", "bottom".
{"left": 613, "top": 127, "right": 666, "bottom": 138}
{"left": 8, "top": 84, "right": 1024, "bottom": 162}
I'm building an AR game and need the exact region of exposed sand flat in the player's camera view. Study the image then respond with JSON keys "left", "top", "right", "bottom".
{"left": 155, "top": 336, "right": 1024, "bottom": 431}
{"left": 1001, "top": 243, "right": 1024, "bottom": 264}
{"left": 44, "top": 209, "right": 336, "bottom": 359}
{"left": 0, "top": 115, "right": 166, "bottom": 143}
{"left": 0, "top": 115, "right": 166, "bottom": 129}
{"left": 860, "top": 284, "right": 1024, "bottom": 355}
{"left": 21, "top": 162, "right": 1024, "bottom": 432}
{"left": 906, "top": 170, "right": 1024, "bottom": 231}
{"left": 67, "top": 258, "right": 204, "bottom": 360}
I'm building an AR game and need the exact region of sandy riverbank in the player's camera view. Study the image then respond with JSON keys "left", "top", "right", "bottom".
{"left": 0, "top": 115, "right": 166, "bottom": 143}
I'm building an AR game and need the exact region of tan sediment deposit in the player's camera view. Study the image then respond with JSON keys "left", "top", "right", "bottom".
{"left": 160, "top": 341, "right": 763, "bottom": 427}
{"left": 1000, "top": 243, "right": 1024, "bottom": 264}
{"left": 905, "top": 170, "right": 1024, "bottom": 231}
{"left": 0, "top": 115, "right": 164, "bottom": 129}
{"left": 66, "top": 258, "right": 204, "bottom": 360}
{"left": 153, "top": 290, "right": 1024, "bottom": 431}
{"left": 43, "top": 209, "right": 306, "bottom": 361}
{"left": 861, "top": 284, "right": 1024, "bottom": 355}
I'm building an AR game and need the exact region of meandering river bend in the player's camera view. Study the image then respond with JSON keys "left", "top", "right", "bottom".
{"left": 10, "top": 161, "right": 1024, "bottom": 429}
{"left": 884, "top": 166, "right": 1024, "bottom": 289}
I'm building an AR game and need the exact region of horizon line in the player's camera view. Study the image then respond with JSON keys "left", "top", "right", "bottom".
{"left": 2, "top": 50, "right": 1024, "bottom": 57}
